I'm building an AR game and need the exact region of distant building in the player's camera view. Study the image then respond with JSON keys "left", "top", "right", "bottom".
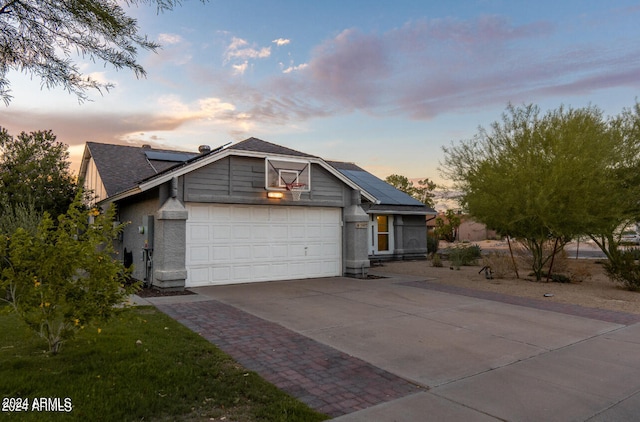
{"left": 458, "top": 216, "right": 498, "bottom": 242}
{"left": 433, "top": 211, "right": 497, "bottom": 242}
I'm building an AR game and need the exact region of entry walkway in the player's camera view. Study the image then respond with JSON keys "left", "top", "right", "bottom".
{"left": 144, "top": 274, "right": 640, "bottom": 421}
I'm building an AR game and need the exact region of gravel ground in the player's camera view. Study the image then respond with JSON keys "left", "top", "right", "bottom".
{"left": 380, "top": 241, "right": 640, "bottom": 315}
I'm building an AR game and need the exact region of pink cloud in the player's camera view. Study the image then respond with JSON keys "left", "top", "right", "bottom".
{"left": 121, "top": 13, "right": 640, "bottom": 130}
{"left": 236, "top": 14, "right": 638, "bottom": 122}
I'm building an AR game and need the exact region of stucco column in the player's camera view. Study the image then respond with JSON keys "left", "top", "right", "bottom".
{"left": 153, "top": 196, "right": 188, "bottom": 290}
{"left": 343, "top": 189, "right": 370, "bottom": 278}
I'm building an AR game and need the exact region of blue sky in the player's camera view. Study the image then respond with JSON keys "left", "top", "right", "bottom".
{"left": 3, "top": 0, "right": 640, "bottom": 184}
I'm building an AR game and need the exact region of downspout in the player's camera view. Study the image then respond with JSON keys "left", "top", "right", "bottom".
{"left": 171, "top": 176, "right": 178, "bottom": 199}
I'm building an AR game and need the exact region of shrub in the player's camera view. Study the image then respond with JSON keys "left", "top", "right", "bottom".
{"left": 432, "top": 253, "right": 443, "bottom": 267}
{"left": 427, "top": 234, "right": 439, "bottom": 255}
{"left": 449, "top": 244, "right": 482, "bottom": 267}
{"left": 0, "top": 192, "right": 136, "bottom": 354}
{"left": 481, "top": 253, "right": 516, "bottom": 279}
{"left": 624, "top": 247, "right": 640, "bottom": 260}
{"left": 604, "top": 251, "right": 640, "bottom": 291}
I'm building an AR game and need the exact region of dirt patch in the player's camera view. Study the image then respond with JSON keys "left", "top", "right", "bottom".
{"left": 380, "top": 258, "right": 640, "bottom": 315}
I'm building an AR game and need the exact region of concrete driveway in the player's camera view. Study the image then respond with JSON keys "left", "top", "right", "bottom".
{"left": 147, "top": 273, "right": 640, "bottom": 421}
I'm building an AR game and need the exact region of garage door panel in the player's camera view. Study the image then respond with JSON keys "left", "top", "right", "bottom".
{"left": 270, "top": 207, "right": 288, "bottom": 221}
{"left": 288, "top": 245, "right": 307, "bottom": 258}
{"left": 186, "top": 204, "right": 341, "bottom": 286}
{"left": 213, "top": 266, "right": 230, "bottom": 281}
{"left": 306, "top": 224, "right": 322, "bottom": 237}
{"left": 232, "top": 265, "right": 252, "bottom": 281}
{"left": 212, "top": 245, "right": 230, "bottom": 260}
{"left": 304, "top": 244, "right": 322, "bottom": 257}
{"left": 289, "top": 227, "right": 306, "bottom": 239}
{"left": 252, "top": 207, "right": 269, "bottom": 222}
{"left": 322, "top": 244, "right": 339, "bottom": 257}
{"left": 321, "top": 209, "right": 340, "bottom": 223}
{"left": 235, "top": 207, "right": 252, "bottom": 221}
{"left": 232, "top": 245, "right": 252, "bottom": 260}
{"left": 270, "top": 227, "right": 288, "bottom": 240}
{"left": 252, "top": 245, "right": 269, "bottom": 259}
{"left": 288, "top": 208, "right": 306, "bottom": 222}
{"left": 188, "top": 224, "right": 210, "bottom": 241}
{"left": 271, "top": 245, "right": 288, "bottom": 258}
{"left": 271, "top": 263, "right": 289, "bottom": 277}
{"left": 213, "top": 205, "right": 232, "bottom": 220}
{"left": 189, "top": 204, "right": 210, "bottom": 221}
{"left": 252, "top": 225, "right": 270, "bottom": 240}
{"left": 190, "top": 246, "right": 209, "bottom": 262}
{"left": 189, "top": 267, "right": 209, "bottom": 284}
{"left": 232, "top": 225, "right": 251, "bottom": 239}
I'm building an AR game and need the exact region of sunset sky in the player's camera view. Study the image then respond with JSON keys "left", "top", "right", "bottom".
{"left": 2, "top": 0, "right": 640, "bottom": 184}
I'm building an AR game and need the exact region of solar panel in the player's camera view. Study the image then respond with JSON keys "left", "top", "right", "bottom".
{"left": 144, "top": 150, "right": 198, "bottom": 162}
{"left": 339, "top": 170, "right": 424, "bottom": 206}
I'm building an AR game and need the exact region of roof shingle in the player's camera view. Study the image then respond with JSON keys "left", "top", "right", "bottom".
{"left": 86, "top": 142, "right": 197, "bottom": 196}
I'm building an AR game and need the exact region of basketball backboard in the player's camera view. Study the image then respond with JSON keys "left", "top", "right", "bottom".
{"left": 265, "top": 157, "right": 311, "bottom": 191}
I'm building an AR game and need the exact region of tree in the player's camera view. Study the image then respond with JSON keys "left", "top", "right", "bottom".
{"left": 0, "top": 127, "right": 77, "bottom": 218}
{"left": 385, "top": 174, "right": 413, "bottom": 193}
{"left": 385, "top": 174, "right": 437, "bottom": 208}
{"left": 0, "top": 191, "right": 134, "bottom": 354}
{"left": 434, "top": 209, "right": 461, "bottom": 242}
{"left": 586, "top": 103, "right": 640, "bottom": 260}
{"left": 441, "top": 103, "right": 624, "bottom": 280}
{"left": 588, "top": 103, "right": 640, "bottom": 289}
{"left": 413, "top": 178, "right": 437, "bottom": 208}
{"left": 0, "top": 0, "right": 203, "bottom": 105}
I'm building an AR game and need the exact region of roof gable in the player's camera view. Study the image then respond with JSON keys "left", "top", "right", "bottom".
{"left": 80, "top": 142, "right": 198, "bottom": 196}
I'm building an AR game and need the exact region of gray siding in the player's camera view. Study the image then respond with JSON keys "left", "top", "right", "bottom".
{"left": 397, "top": 214, "right": 428, "bottom": 259}
{"left": 183, "top": 156, "right": 348, "bottom": 207}
{"left": 115, "top": 188, "right": 162, "bottom": 281}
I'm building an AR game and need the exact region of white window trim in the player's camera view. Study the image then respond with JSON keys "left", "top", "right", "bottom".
{"left": 370, "top": 214, "right": 394, "bottom": 255}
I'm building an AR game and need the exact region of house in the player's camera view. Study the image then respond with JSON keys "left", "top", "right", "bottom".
{"left": 458, "top": 216, "right": 498, "bottom": 242}
{"left": 79, "top": 138, "right": 433, "bottom": 289}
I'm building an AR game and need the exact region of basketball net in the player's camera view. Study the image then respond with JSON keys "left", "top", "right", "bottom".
{"left": 285, "top": 182, "right": 305, "bottom": 201}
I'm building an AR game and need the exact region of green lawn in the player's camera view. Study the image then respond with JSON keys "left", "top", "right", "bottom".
{"left": 0, "top": 305, "right": 328, "bottom": 421}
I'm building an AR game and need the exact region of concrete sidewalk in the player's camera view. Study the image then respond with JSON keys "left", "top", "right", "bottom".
{"left": 139, "top": 274, "right": 640, "bottom": 421}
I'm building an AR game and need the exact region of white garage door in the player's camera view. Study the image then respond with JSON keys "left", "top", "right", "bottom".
{"left": 185, "top": 204, "right": 342, "bottom": 286}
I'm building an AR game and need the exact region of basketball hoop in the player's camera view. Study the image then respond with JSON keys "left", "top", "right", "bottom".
{"left": 285, "top": 182, "right": 306, "bottom": 201}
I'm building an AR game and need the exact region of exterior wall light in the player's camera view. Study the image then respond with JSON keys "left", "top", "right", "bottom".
{"left": 267, "top": 191, "right": 284, "bottom": 199}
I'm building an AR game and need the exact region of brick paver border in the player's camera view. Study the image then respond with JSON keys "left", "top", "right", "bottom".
{"left": 156, "top": 300, "right": 423, "bottom": 418}
{"left": 400, "top": 280, "right": 640, "bottom": 325}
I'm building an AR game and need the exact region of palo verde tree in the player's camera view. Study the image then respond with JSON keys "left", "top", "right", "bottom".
{"left": 385, "top": 174, "right": 437, "bottom": 208}
{"left": 0, "top": 127, "right": 77, "bottom": 219}
{"left": 0, "top": 191, "right": 134, "bottom": 354}
{"left": 441, "top": 103, "right": 618, "bottom": 280}
{"left": 586, "top": 103, "right": 640, "bottom": 289}
{"left": 0, "top": 0, "right": 205, "bottom": 105}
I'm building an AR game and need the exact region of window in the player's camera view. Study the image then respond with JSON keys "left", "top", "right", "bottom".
{"left": 370, "top": 214, "right": 393, "bottom": 254}
{"left": 377, "top": 215, "right": 389, "bottom": 251}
